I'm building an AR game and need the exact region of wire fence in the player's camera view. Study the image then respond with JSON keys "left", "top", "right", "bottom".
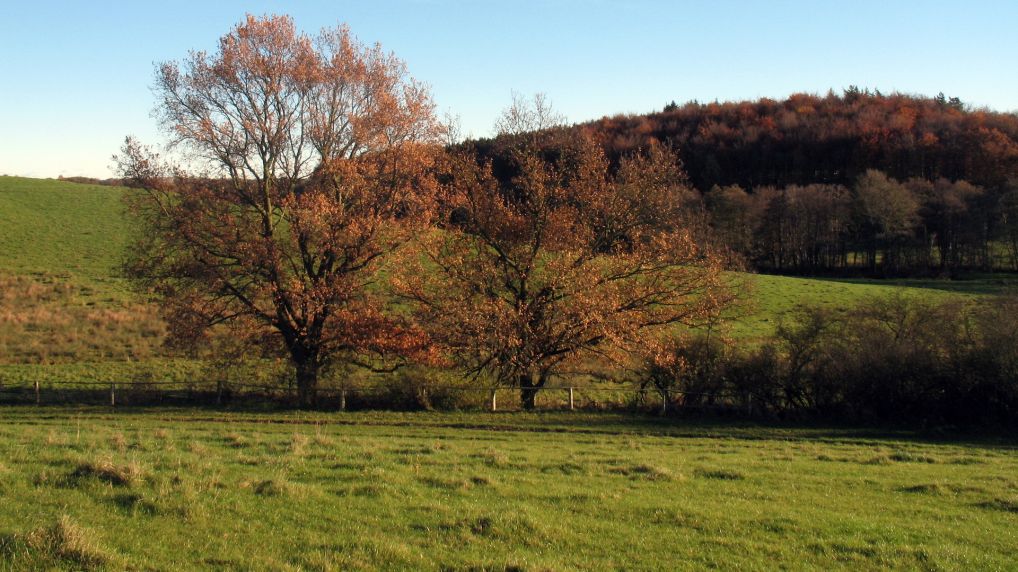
{"left": 0, "top": 378, "right": 756, "bottom": 414}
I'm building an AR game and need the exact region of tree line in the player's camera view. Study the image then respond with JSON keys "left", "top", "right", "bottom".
{"left": 587, "top": 89, "right": 1018, "bottom": 191}
{"left": 703, "top": 170, "right": 1018, "bottom": 275}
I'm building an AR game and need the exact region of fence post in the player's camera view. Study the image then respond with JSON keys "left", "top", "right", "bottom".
{"left": 110, "top": 383, "right": 116, "bottom": 408}
{"left": 490, "top": 388, "right": 497, "bottom": 412}
{"left": 35, "top": 380, "right": 40, "bottom": 405}
{"left": 340, "top": 389, "right": 347, "bottom": 412}
{"left": 568, "top": 387, "right": 575, "bottom": 411}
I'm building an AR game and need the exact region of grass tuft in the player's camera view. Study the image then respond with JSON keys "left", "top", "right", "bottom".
{"left": 23, "top": 515, "right": 112, "bottom": 569}
{"left": 109, "top": 432, "right": 128, "bottom": 451}
{"left": 978, "top": 497, "right": 1018, "bottom": 514}
{"left": 224, "top": 432, "right": 247, "bottom": 448}
{"left": 888, "top": 451, "right": 940, "bottom": 464}
{"left": 289, "top": 432, "right": 310, "bottom": 456}
{"left": 71, "top": 458, "right": 144, "bottom": 487}
{"left": 472, "top": 447, "right": 509, "bottom": 468}
{"left": 241, "top": 478, "right": 292, "bottom": 497}
{"left": 898, "top": 483, "right": 946, "bottom": 495}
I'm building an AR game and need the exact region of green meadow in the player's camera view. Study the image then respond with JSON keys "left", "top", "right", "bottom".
{"left": 0, "top": 408, "right": 1016, "bottom": 571}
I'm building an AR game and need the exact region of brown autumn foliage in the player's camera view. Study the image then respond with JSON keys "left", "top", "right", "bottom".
{"left": 395, "top": 105, "right": 736, "bottom": 408}
{"left": 116, "top": 15, "right": 443, "bottom": 405}
{"left": 583, "top": 89, "right": 1018, "bottom": 190}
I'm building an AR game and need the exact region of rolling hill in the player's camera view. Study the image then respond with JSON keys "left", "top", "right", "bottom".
{"left": 0, "top": 176, "right": 1003, "bottom": 384}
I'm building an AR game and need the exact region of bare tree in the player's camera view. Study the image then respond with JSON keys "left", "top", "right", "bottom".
{"left": 494, "top": 92, "right": 567, "bottom": 138}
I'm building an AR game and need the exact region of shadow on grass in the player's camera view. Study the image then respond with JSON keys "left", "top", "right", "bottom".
{"left": 2, "top": 404, "right": 1016, "bottom": 451}
{"left": 800, "top": 275, "right": 1018, "bottom": 296}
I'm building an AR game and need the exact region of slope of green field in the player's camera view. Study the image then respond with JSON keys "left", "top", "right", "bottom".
{"left": 0, "top": 176, "right": 1011, "bottom": 381}
{"left": 732, "top": 273, "right": 1001, "bottom": 340}
{"left": 0, "top": 177, "right": 166, "bottom": 370}
{"left": 0, "top": 408, "right": 1015, "bottom": 570}
{"left": 0, "top": 176, "right": 131, "bottom": 285}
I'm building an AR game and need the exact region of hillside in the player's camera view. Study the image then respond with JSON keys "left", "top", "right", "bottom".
{"left": 0, "top": 176, "right": 1001, "bottom": 383}
{"left": 0, "top": 177, "right": 131, "bottom": 282}
{"left": 0, "top": 177, "right": 171, "bottom": 375}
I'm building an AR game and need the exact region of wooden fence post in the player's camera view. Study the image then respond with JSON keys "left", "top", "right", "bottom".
{"left": 490, "top": 388, "right": 497, "bottom": 412}
{"left": 568, "top": 387, "right": 575, "bottom": 411}
{"left": 110, "top": 383, "right": 116, "bottom": 408}
{"left": 35, "top": 380, "right": 40, "bottom": 405}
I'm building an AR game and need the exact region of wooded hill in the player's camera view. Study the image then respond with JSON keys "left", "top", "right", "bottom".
{"left": 587, "top": 89, "right": 1018, "bottom": 190}
{"left": 466, "top": 90, "right": 1018, "bottom": 275}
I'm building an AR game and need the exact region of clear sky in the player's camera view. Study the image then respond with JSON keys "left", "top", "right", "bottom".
{"left": 1, "top": 0, "right": 1016, "bottom": 178}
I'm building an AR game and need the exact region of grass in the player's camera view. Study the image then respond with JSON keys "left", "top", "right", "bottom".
{"left": 731, "top": 273, "right": 1002, "bottom": 340}
{"left": 0, "top": 407, "right": 1015, "bottom": 570}
{"left": 0, "top": 176, "right": 131, "bottom": 282}
{"left": 0, "top": 177, "right": 161, "bottom": 367}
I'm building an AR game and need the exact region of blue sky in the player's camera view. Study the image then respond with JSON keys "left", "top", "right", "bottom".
{"left": 1, "top": 0, "right": 1016, "bottom": 178}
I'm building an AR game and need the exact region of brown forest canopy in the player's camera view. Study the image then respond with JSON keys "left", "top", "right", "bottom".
{"left": 580, "top": 89, "right": 1018, "bottom": 191}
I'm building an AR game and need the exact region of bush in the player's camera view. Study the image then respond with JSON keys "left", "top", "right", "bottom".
{"left": 360, "top": 367, "right": 485, "bottom": 411}
{"left": 638, "top": 292, "right": 1018, "bottom": 426}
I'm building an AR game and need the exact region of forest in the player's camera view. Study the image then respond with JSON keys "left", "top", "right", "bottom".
{"left": 468, "top": 90, "right": 1018, "bottom": 275}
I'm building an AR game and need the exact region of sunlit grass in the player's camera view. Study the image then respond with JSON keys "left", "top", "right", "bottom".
{"left": 0, "top": 407, "right": 1015, "bottom": 570}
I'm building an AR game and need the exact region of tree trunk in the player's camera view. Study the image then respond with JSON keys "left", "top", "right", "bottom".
{"left": 293, "top": 352, "right": 321, "bottom": 409}
{"left": 519, "top": 371, "right": 544, "bottom": 410}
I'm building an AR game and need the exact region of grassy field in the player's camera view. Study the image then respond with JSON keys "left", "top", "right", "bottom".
{"left": 0, "top": 177, "right": 163, "bottom": 369}
{"left": 0, "top": 408, "right": 1015, "bottom": 570}
{"left": 0, "top": 177, "right": 130, "bottom": 281}
{"left": 0, "top": 175, "right": 1012, "bottom": 381}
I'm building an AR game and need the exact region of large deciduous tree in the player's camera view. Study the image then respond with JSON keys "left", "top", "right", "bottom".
{"left": 395, "top": 100, "right": 734, "bottom": 409}
{"left": 116, "top": 15, "right": 442, "bottom": 406}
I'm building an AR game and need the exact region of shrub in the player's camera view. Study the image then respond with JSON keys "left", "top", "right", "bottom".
{"left": 635, "top": 292, "right": 1018, "bottom": 426}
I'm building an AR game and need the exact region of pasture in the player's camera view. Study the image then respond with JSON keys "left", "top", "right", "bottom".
{"left": 0, "top": 408, "right": 1015, "bottom": 570}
